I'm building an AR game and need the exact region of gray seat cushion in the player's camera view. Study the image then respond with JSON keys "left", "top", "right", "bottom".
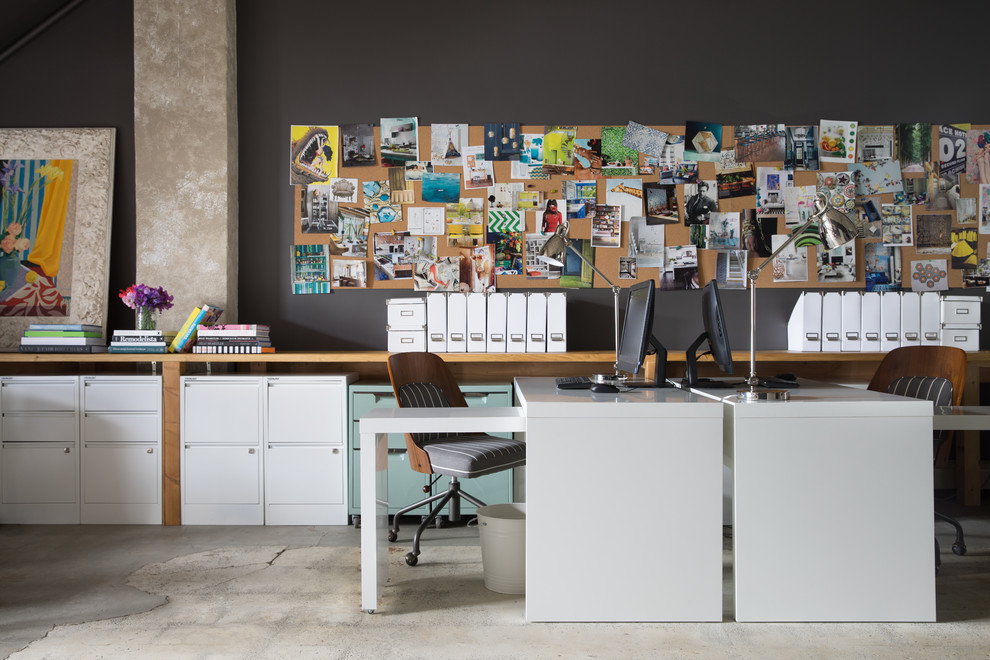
{"left": 887, "top": 376, "right": 952, "bottom": 406}
{"left": 398, "top": 382, "right": 526, "bottom": 478}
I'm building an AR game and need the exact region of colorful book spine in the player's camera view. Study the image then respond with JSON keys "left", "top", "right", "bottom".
{"left": 23, "top": 330, "right": 103, "bottom": 338}
{"left": 196, "top": 329, "right": 271, "bottom": 338}
{"left": 28, "top": 323, "right": 102, "bottom": 332}
{"left": 192, "top": 344, "right": 275, "bottom": 354}
{"left": 20, "top": 336, "right": 106, "bottom": 346}
{"left": 199, "top": 324, "right": 270, "bottom": 332}
{"left": 168, "top": 307, "right": 204, "bottom": 353}
{"left": 108, "top": 345, "right": 167, "bottom": 354}
{"left": 19, "top": 344, "right": 109, "bottom": 353}
{"left": 110, "top": 341, "right": 168, "bottom": 348}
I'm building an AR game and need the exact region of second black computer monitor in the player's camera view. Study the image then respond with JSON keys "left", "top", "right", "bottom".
{"left": 682, "top": 279, "right": 737, "bottom": 388}
{"left": 615, "top": 279, "right": 669, "bottom": 387}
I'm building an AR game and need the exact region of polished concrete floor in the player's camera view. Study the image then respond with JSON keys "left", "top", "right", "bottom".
{"left": 1, "top": 501, "right": 989, "bottom": 659}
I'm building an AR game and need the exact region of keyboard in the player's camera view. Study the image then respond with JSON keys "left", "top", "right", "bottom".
{"left": 555, "top": 376, "right": 593, "bottom": 390}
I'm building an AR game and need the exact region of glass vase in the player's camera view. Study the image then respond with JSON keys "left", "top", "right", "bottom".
{"left": 135, "top": 305, "right": 157, "bottom": 331}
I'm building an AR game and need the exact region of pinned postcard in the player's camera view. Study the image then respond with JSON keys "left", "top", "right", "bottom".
{"left": 340, "top": 123, "right": 376, "bottom": 168}
{"left": 404, "top": 161, "right": 433, "bottom": 182}
{"left": 618, "top": 257, "right": 638, "bottom": 280}
{"left": 771, "top": 234, "right": 808, "bottom": 283}
{"left": 459, "top": 245, "right": 496, "bottom": 292}
{"left": 462, "top": 145, "right": 494, "bottom": 189}
{"left": 487, "top": 230, "right": 522, "bottom": 274}
{"left": 817, "top": 242, "right": 856, "bottom": 283}
{"left": 881, "top": 204, "right": 913, "bottom": 246}
{"left": 524, "top": 232, "right": 561, "bottom": 280}
{"left": 592, "top": 205, "right": 622, "bottom": 248}
{"left": 414, "top": 257, "right": 459, "bottom": 292}
{"left": 850, "top": 160, "right": 904, "bottom": 197}
{"left": 488, "top": 209, "right": 522, "bottom": 233}
{"left": 291, "top": 244, "right": 332, "bottom": 295}
{"left": 865, "top": 243, "right": 902, "bottom": 292}
{"left": 445, "top": 198, "right": 485, "bottom": 248}
{"left": 431, "top": 123, "right": 468, "bottom": 166}
{"left": 732, "top": 124, "right": 785, "bottom": 162}
{"left": 818, "top": 120, "right": 858, "bottom": 164}
{"left": 784, "top": 125, "right": 820, "bottom": 170}
{"left": 407, "top": 207, "right": 444, "bottom": 236}
{"left": 573, "top": 138, "right": 603, "bottom": 179}
{"left": 756, "top": 167, "right": 792, "bottom": 217}
{"left": 622, "top": 121, "right": 669, "bottom": 158}
{"left": 540, "top": 200, "right": 565, "bottom": 234}
{"left": 565, "top": 180, "right": 597, "bottom": 219}
{"left": 601, "top": 126, "right": 639, "bottom": 175}
{"left": 488, "top": 183, "right": 523, "bottom": 210}
{"left": 484, "top": 123, "right": 522, "bottom": 161}
{"left": 742, "top": 211, "right": 776, "bottom": 257}
{"left": 643, "top": 182, "right": 678, "bottom": 223}
{"left": 715, "top": 250, "right": 748, "bottom": 289}
{"left": 671, "top": 162, "right": 698, "bottom": 184}
{"left": 421, "top": 172, "right": 461, "bottom": 204}
{"left": 783, "top": 185, "right": 818, "bottom": 228}
{"left": 543, "top": 126, "right": 576, "bottom": 175}
{"left": 915, "top": 213, "right": 952, "bottom": 254}
{"left": 659, "top": 134, "right": 685, "bottom": 169}
{"left": 817, "top": 170, "right": 856, "bottom": 217}
{"left": 379, "top": 117, "right": 419, "bottom": 167}
{"left": 290, "top": 125, "right": 338, "bottom": 184}
{"left": 335, "top": 208, "right": 370, "bottom": 257}
{"left": 707, "top": 212, "right": 741, "bottom": 250}
{"left": 897, "top": 123, "right": 931, "bottom": 173}
{"left": 605, "top": 179, "right": 643, "bottom": 223}
{"left": 661, "top": 245, "right": 699, "bottom": 290}
{"left": 683, "top": 121, "right": 723, "bottom": 162}
{"left": 363, "top": 180, "right": 401, "bottom": 223}
{"left": 511, "top": 133, "right": 547, "bottom": 179}
{"left": 628, "top": 216, "right": 665, "bottom": 268}
{"left": 559, "top": 239, "right": 594, "bottom": 289}
{"left": 967, "top": 129, "right": 990, "bottom": 184}
{"left": 951, "top": 227, "right": 978, "bottom": 269}
{"left": 683, "top": 180, "right": 718, "bottom": 225}
{"left": 980, "top": 184, "right": 990, "bottom": 233}
{"left": 332, "top": 259, "right": 367, "bottom": 288}
{"left": 910, "top": 260, "right": 948, "bottom": 291}
{"left": 388, "top": 167, "right": 415, "bottom": 204}
{"left": 856, "top": 125, "right": 895, "bottom": 162}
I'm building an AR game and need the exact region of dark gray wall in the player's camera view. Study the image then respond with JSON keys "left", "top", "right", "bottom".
{"left": 0, "top": 0, "right": 135, "bottom": 335}
{"left": 236, "top": 0, "right": 989, "bottom": 351}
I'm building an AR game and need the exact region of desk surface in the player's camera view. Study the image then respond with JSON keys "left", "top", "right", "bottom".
{"left": 514, "top": 377, "right": 722, "bottom": 419}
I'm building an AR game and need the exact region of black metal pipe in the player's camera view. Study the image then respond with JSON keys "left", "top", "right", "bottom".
{"left": 0, "top": 0, "right": 88, "bottom": 67}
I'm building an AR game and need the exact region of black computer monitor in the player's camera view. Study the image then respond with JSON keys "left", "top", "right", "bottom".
{"left": 682, "top": 279, "right": 739, "bottom": 388}
{"left": 615, "top": 279, "right": 669, "bottom": 387}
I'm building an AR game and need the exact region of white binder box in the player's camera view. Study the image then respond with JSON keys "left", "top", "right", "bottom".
{"left": 880, "top": 291, "right": 901, "bottom": 352}
{"left": 802, "top": 291, "right": 823, "bottom": 352}
{"left": 506, "top": 293, "right": 528, "bottom": 353}
{"left": 486, "top": 292, "right": 508, "bottom": 353}
{"left": 546, "top": 292, "right": 567, "bottom": 353}
{"left": 447, "top": 292, "right": 468, "bottom": 353}
{"left": 426, "top": 292, "right": 447, "bottom": 352}
{"left": 840, "top": 292, "right": 862, "bottom": 352}
{"left": 466, "top": 292, "right": 487, "bottom": 353}
{"left": 821, "top": 292, "right": 843, "bottom": 353}
{"left": 526, "top": 292, "right": 548, "bottom": 353}
{"left": 941, "top": 296, "right": 981, "bottom": 325}
{"left": 941, "top": 325, "right": 981, "bottom": 352}
{"left": 386, "top": 298, "right": 426, "bottom": 329}
{"left": 861, "top": 292, "right": 882, "bottom": 352}
{"left": 920, "top": 292, "right": 941, "bottom": 346}
{"left": 900, "top": 291, "right": 921, "bottom": 346}
{"left": 387, "top": 327, "right": 426, "bottom": 352}
{"left": 787, "top": 292, "right": 805, "bottom": 351}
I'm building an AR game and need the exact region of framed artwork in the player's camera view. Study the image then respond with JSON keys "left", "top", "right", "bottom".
{"left": 0, "top": 128, "right": 116, "bottom": 349}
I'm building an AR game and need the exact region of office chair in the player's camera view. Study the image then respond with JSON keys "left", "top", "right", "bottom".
{"left": 867, "top": 345, "right": 968, "bottom": 573}
{"left": 386, "top": 352, "right": 526, "bottom": 566}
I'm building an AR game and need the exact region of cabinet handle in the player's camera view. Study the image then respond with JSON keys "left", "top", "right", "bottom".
{"left": 147, "top": 448, "right": 154, "bottom": 454}
{"left": 387, "top": 448, "right": 406, "bottom": 455}
{"left": 332, "top": 447, "right": 339, "bottom": 454}
{"left": 248, "top": 448, "right": 256, "bottom": 454}
{"left": 63, "top": 447, "right": 70, "bottom": 454}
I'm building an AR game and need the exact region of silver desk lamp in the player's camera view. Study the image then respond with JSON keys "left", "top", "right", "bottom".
{"left": 538, "top": 223, "right": 625, "bottom": 384}
{"left": 738, "top": 192, "right": 858, "bottom": 402}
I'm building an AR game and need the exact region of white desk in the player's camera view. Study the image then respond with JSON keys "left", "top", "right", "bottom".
{"left": 691, "top": 380, "right": 936, "bottom": 622}
{"left": 359, "top": 407, "right": 526, "bottom": 614}
{"left": 514, "top": 378, "right": 724, "bottom": 622}
{"left": 359, "top": 380, "right": 724, "bottom": 622}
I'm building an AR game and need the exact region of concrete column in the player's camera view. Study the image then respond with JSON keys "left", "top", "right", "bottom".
{"left": 133, "top": 0, "right": 237, "bottom": 327}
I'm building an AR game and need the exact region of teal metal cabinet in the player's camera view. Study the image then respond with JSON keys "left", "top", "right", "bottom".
{"left": 348, "top": 382, "right": 513, "bottom": 526}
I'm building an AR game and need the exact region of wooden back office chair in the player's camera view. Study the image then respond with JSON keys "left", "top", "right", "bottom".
{"left": 867, "top": 345, "right": 968, "bottom": 571}
{"left": 386, "top": 352, "right": 526, "bottom": 566}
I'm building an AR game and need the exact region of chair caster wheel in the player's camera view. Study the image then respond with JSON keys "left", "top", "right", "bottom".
{"left": 388, "top": 531, "right": 398, "bottom": 542}
{"left": 405, "top": 552, "right": 418, "bottom": 566}
{"left": 952, "top": 543, "right": 967, "bottom": 556}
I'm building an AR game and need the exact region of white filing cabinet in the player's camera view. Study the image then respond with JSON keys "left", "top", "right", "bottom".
{"left": 81, "top": 376, "right": 162, "bottom": 524}
{"left": 0, "top": 376, "right": 80, "bottom": 524}
{"left": 181, "top": 376, "right": 265, "bottom": 525}
{"left": 265, "top": 374, "right": 354, "bottom": 525}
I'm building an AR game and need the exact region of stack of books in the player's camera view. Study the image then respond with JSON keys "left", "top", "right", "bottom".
{"left": 169, "top": 303, "right": 224, "bottom": 353}
{"left": 19, "top": 324, "right": 108, "bottom": 353}
{"left": 192, "top": 324, "right": 273, "bottom": 354}
{"left": 108, "top": 329, "right": 178, "bottom": 353}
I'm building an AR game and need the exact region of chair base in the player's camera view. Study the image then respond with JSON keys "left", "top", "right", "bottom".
{"left": 388, "top": 477, "right": 486, "bottom": 566}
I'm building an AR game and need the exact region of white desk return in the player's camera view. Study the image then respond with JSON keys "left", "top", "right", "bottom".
{"left": 359, "top": 407, "right": 525, "bottom": 614}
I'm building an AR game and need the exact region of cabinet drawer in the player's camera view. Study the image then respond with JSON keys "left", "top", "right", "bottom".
{"left": 267, "top": 381, "right": 344, "bottom": 445}
{"left": 183, "top": 445, "right": 261, "bottom": 505}
{"left": 2, "top": 413, "right": 77, "bottom": 442}
{"left": 82, "top": 378, "right": 161, "bottom": 412}
{"left": 266, "top": 445, "right": 344, "bottom": 505}
{"left": 82, "top": 443, "right": 160, "bottom": 504}
{"left": 182, "top": 379, "right": 263, "bottom": 445}
{"left": 83, "top": 413, "right": 159, "bottom": 444}
{"left": 1, "top": 378, "right": 77, "bottom": 412}
{"left": 1, "top": 442, "right": 78, "bottom": 504}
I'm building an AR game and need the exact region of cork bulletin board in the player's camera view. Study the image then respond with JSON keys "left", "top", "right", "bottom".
{"left": 291, "top": 123, "right": 990, "bottom": 294}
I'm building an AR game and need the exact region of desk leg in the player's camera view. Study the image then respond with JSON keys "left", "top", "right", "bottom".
{"left": 360, "top": 429, "right": 389, "bottom": 613}
{"left": 162, "top": 360, "right": 185, "bottom": 525}
{"left": 959, "top": 367, "right": 982, "bottom": 506}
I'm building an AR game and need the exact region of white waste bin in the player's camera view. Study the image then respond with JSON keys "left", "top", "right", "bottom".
{"left": 476, "top": 503, "right": 526, "bottom": 594}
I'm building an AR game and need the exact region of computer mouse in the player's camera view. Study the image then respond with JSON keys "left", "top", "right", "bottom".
{"left": 590, "top": 383, "right": 620, "bottom": 394}
{"left": 775, "top": 372, "right": 798, "bottom": 382}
